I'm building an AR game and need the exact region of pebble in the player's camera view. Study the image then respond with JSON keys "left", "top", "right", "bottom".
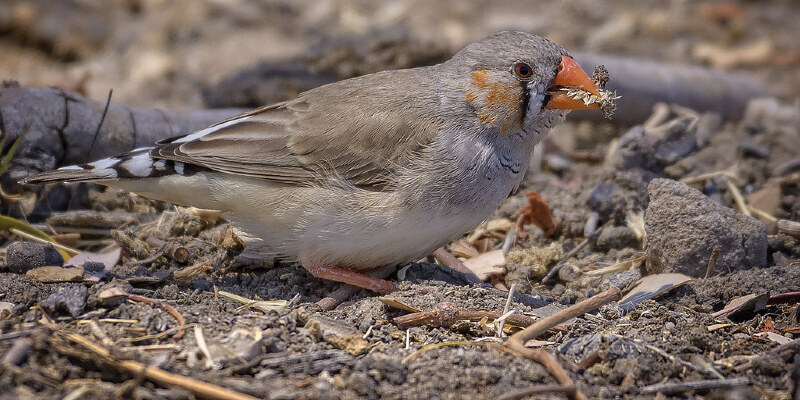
{"left": 645, "top": 179, "right": 767, "bottom": 277}
{"left": 5, "top": 241, "right": 64, "bottom": 274}
{"left": 41, "top": 284, "right": 88, "bottom": 317}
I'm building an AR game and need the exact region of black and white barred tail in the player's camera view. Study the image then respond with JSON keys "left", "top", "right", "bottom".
{"left": 21, "top": 147, "right": 194, "bottom": 185}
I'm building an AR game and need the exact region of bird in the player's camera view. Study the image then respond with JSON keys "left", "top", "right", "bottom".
{"left": 22, "top": 31, "right": 607, "bottom": 294}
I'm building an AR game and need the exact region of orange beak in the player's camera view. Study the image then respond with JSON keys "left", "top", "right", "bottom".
{"left": 544, "top": 55, "right": 602, "bottom": 110}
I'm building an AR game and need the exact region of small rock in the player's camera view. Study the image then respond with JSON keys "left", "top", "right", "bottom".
{"left": 209, "top": 328, "right": 263, "bottom": 365}
{"left": 345, "top": 371, "right": 378, "bottom": 398}
{"left": 5, "top": 242, "right": 64, "bottom": 274}
{"left": 41, "top": 284, "right": 88, "bottom": 317}
{"left": 750, "top": 355, "right": 787, "bottom": 376}
{"left": 0, "top": 301, "right": 14, "bottom": 318}
{"left": 596, "top": 226, "right": 639, "bottom": 250}
{"left": 560, "top": 333, "right": 647, "bottom": 361}
{"left": 617, "top": 118, "right": 702, "bottom": 174}
{"left": 645, "top": 179, "right": 767, "bottom": 277}
{"left": 306, "top": 314, "right": 370, "bottom": 355}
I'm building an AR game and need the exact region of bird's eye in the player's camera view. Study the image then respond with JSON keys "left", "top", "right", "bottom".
{"left": 513, "top": 62, "right": 533, "bottom": 79}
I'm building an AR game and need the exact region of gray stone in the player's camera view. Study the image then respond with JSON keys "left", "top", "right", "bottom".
{"left": 645, "top": 179, "right": 767, "bottom": 277}
{"left": 41, "top": 284, "right": 88, "bottom": 317}
{"left": 596, "top": 226, "right": 639, "bottom": 251}
{"left": 5, "top": 241, "right": 64, "bottom": 273}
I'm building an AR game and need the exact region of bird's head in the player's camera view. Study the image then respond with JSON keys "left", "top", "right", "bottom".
{"left": 449, "top": 31, "right": 604, "bottom": 138}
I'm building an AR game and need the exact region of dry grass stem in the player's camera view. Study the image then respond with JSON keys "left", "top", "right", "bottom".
{"left": 432, "top": 248, "right": 482, "bottom": 284}
{"left": 585, "top": 256, "right": 646, "bottom": 276}
{"left": 505, "top": 287, "right": 620, "bottom": 350}
{"left": 725, "top": 179, "right": 752, "bottom": 216}
{"left": 680, "top": 170, "right": 738, "bottom": 184}
{"left": 748, "top": 207, "right": 777, "bottom": 222}
{"left": 9, "top": 228, "right": 81, "bottom": 255}
{"left": 704, "top": 246, "right": 721, "bottom": 279}
{"left": 217, "top": 290, "right": 287, "bottom": 313}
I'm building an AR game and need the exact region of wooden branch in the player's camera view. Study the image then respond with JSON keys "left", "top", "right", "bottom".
{"left": 0, "top": 85, "right": 243, "bottom": 190}
{"left": 572, "top": 53, "right": 766, "bottom": 125}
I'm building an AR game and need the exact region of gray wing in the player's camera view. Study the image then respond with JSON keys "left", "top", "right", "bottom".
{"left": 150, "top": 75, "right": 442, "bottom": 190}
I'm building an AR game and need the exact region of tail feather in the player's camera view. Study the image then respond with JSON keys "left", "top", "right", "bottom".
{"left": 21, "top": 147, "right": 192, "bottom": 185}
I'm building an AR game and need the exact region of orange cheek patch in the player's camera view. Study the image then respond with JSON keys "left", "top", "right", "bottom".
{"left": 467, "top": 70, "right": 524, "bottom": 132}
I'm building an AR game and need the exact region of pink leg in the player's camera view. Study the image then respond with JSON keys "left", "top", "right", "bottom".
{"left": 303, "top": 264, "right": 397, "bottom": 294}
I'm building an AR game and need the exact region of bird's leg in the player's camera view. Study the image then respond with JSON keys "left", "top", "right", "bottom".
{"left": 303, "top": 264, "right": 397, "bottom": 294}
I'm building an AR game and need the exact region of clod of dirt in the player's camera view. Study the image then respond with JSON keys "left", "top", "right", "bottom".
{"left": 645, "top": 178, "right": 767, "bottom": 277}
{"left": 505, "top": 242, "right": 563, "bottom": 285}
{"left": 588, "top": 169, "right": 656, "bottom": 224}
{"left": 40, "top": 283, "right": 88, "bottom": 317}
{"left": 4, "top": 241, "right": 64, "bottom": 273}
{"left": 560, "top": 333, "right": 647, "bottom": 361}
{"left": 616, "top": 118, "right": 701, "bottom": 172}
{"left": 595, "top": 226, "right": 639, "bottom": 250}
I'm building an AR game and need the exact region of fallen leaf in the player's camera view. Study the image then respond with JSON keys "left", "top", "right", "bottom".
{"left": 378, "top": 297, "right": 423, "bottom": 313}
{"left": 0, "top": 301, "right": 14, "bottom": 319}
{"left": 756, "top": 331, "right": 792, "bottom": 345}
{"left": 26, "top": 266, "right": 84, "bottom": 283}
{"left": 747, "top": 183, "right": 781, "bottom": 216}
{"left": 712, "top": 293, "right": 770, "bottom": 318}
{"left": 760, "top": 316, "right": 777, "bottom": 333}
{"left": 327, "top": 334, "right": 371, "bottom": 356}
{"left": 65, "top": 248, "right": 121, "bottom": 270}
{"left": 462, "top": 249, "right": 506, "bottom": 281}
{"left": 619, "top": 273, "right": 693, "bottom": 311}
{"left": 97, "top": 287, "right": 129, "bottom": 305}
{"left": 516, "top": 191, "right": 559, "bottom": 237}
{"left": 486, "top": 218, "right": 514, "bottom": 232}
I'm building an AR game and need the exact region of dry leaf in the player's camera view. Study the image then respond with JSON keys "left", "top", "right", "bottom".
{"left": 26, "top": 266, "right": 84, "bottom": 283}
{"left": 462, "top": 249, "right": 506, "bottom": 281}
{"left": 516, "top": 191, "right": 559, "bottom": 237}
{"left": 747, "top": 183, "right": 781, "bottom": 216}
{"left": 713, "top": 293, "right": 770, "bottom": 318}
{"left": 756, "top": 331, "right": 792, "bottom": 345}
{"left": 619, "top": 273, "right": 693, "bottom": 311}
{"left": 65, "top": 248, "right": 121, "bottom": 270}
{"left": 378, "top": 297, "right": 423, "bottom": 313}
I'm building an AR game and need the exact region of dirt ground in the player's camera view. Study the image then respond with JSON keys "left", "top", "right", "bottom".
{"left": 1, "top": 1, "right": 800, "bottom": 399}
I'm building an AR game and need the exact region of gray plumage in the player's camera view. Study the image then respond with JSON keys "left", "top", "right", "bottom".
{"left": 24, "top": 31, "right": 583, "bottom": 292}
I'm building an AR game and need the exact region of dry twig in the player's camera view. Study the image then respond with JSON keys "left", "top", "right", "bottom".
{"left": 704, "top": 246, "right": 721, "bottom": 279}
{"left": 393, "top": 301, "right": 537, "bottom": 330}
{"left": 432, "top": 248, "right": 482, "bottom": 284}
{"left": 641, "top": 377, "right": 750, "bottom": 394}
{"left": 58, "top": 332, "right": 260, "bottom": 400}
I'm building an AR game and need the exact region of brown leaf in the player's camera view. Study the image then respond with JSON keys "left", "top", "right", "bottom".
{"left": 516, "top": 191, "right": 559, "bottom": 237}
{"left": 26, "top": 266, "right": 84, "bottom": 283}
{"left": 760, "top": 316, "right": 777, "bottom": 333}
